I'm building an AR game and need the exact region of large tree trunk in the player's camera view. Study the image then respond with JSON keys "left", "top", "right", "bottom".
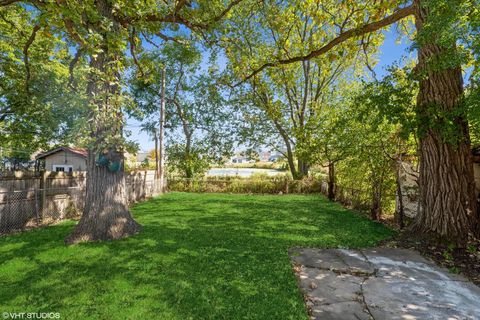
{"left": 65, "top": 0, "right": 141, "bottom": 244}
{"left": 327, "top": 162, "right": 335, "bottom": 201}
{"left": 410, "top": 0, "right": 478, "bottom": 243}
{"left": 274, "top": 121, "right": 298, "bottom": 179}
{"left": 394, "top": 159, "right": 405, "bottom": 229}
{"left": 66, "top": 61, "right": 142, "bottom": 244}
{"left": 185, "top": 132, "right": 193, "bottom": 179}
{"left": 66, "top": 151, "right": 141, "bottom": 244}
{"left": 285, "top": 147, "right": 297, "bottom": 179}
{"left": 297, "top": 159, "right": 309, "bottom": 179}
{"left": 370, "top": 180, "right": 382, "bottom": 221}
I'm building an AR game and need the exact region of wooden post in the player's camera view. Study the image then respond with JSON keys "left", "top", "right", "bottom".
{"left": 40, "top": 171, "right": 47, "bottom": 220}
{"left": 34, "top": 187, "right": 39, "bottom": 226}
{"left": 154, "top": 128, "right": 159, "bottom": 179}
{"left": 158, "top": 66, "right": 166, "bottom": 194}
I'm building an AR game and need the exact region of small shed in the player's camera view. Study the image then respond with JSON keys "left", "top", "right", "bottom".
{"left": 36, "top": 147, "right": 87, "bottom": 172}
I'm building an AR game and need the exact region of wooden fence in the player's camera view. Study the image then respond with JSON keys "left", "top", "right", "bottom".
{"left": 0, "top": 170, "right": 159, "bottom": 235}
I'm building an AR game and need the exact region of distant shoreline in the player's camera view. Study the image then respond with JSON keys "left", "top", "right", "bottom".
{"left": 207, "top": 167, "right": 286, "bottom": 177}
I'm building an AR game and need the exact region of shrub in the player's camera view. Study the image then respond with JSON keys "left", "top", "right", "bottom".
{"left": 166, "top": 175, "right": 324, "bottom": 195}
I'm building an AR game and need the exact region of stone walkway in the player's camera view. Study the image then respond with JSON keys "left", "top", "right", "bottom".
{"left": 289, "top": 247, "right": 480, "bottom": 320}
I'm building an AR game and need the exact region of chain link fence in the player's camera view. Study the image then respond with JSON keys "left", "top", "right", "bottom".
{"left": 1, "top": 172, "right": 402, "bottom": 236}
{"left": 167, "top": 176, "right": 402, "bottom": 217}
{"left": 166, "top": 176, "right": 323, "bottom": 194}
{"left": 0, "top": 187, "right": 83, "bottom": 235}
{"left": 0, "top": 177, "right": 159, "bottom": 236}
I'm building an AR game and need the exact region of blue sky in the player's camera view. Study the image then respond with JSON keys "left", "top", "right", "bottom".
{"left": 126, "top": 28, "right": 414, "bottom": 153}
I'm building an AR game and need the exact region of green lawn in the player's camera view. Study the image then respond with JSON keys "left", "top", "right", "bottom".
{"left": 0, "top": 193, "right": 394, "bottom": 320}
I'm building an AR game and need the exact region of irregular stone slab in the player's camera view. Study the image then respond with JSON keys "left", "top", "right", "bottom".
{"left": 289, "top": 247, "right": 375, "bottom": 275}
{"left": 335, "top": 249, "right": 376, "bottom": 276}
{"left": 363, "top": 277, "right": 480, "bottom": 320}
{"left": 298, "top": 266, "right": 364, "bottom": 306}
{"left": 310, "top": 301, "right": 370, "bottom": 320}
{"left": 290, "top": 248, "right": 350, "bottom": 271}
{"left": 361, "top": 247, "right": 465, "bottom": 281}
{"left": 290, "top": 248, "right": 480, "bottom": 320}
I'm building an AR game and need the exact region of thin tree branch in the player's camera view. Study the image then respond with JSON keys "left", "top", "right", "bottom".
{"left": 202, "top": 0, "right": 244, "bottom": 27}
{"left": 0, "top": 12, "right": 24, "bottom": 35}
{"left": 237, "top": 5, "right": 415, "bottom": 85}
{"left": 118, "top": 0, "right": 243, "bottom": 29}
{"left": 23, "top": 24, "right": 40, "bottom": 94}
{"left": 68, "top": 48, "right": 83, "bottom": 89}
{"left": 174, "top": 0, "right": 191, "bottom": 13}
{"left": 62, "top": 18, "right": 87, "bottom": 47}
{"left": 129, "top": 27, "right": 145, "bottom": 77}
{"left": 0, "top": 107, "right": 12, "bottom": 122}
{"left": 156, "top": 32, "right": 187, "bottom": 44}
{"left": 0, "top": 0, "right": 21, "bottom": 6}
{"left": 141, "top": 32, "right": 161, "bottom": 48}
{"left": 361, "top": 33, "right": 377, "bottom": 80}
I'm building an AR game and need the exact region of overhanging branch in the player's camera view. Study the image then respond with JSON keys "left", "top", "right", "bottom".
{"left": 68, "top": 48, "right": 84, "bottom": 89}
{"left": 0, "top": 0, "right": 21, "bottom": 6}
{"left": 129, "top": 27, "right": 145, "bottom": 77}
{"left": 156, "top": 32, "right": 187, "bottom": 44}
{"left": 117, "top": 0, "right": 243, "bottom": 30}
{"left": 237, "top": 4, "right": 415, "bottom": 85}
{"left": 23, "top": 24, "right": 40, "bottom": 94}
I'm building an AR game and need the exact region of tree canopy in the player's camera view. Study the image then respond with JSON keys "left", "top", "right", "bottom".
{"left": 1, "top": 0, "right": 479, "bottom": 244}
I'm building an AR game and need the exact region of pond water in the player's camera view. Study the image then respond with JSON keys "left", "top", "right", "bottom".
{"left": 207, "top": 168, "right": 285, "bottom": 177}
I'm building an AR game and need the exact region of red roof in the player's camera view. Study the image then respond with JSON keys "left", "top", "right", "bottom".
{"left": 36, "top": 147, "right": 88, "bottom": 160}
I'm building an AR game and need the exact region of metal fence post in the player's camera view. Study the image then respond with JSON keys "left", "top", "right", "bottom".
{"left": 34, "top": 187, "right": 40, "bottom": 226}
{"left": 6, "top": 191, "right": 11, "bottom": 227}
{"left": 40, "top": 171, "right": 47, "bottom": 221}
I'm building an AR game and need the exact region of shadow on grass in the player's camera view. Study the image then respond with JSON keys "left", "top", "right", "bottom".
{"left": 0, "top": 193, "right": 394, "bottom": 320}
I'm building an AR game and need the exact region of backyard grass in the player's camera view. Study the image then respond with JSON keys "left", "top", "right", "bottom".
{"left": 0, "top": 192, "right": 394, "bottom": 320}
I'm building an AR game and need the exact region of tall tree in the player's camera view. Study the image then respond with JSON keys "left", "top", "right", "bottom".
{"left": 224, "top": 0, "right": 378, "bottom": 179}
{"left": 298, "top": 98, "right": 360, "bottom": 201}
{"left": 0, "top": 6, "right": 87, "bottom": 164}
{"left": 130, "top": 43, "right": 236, "bottom": 178}
{"left": 231, "top": 0, "right": 479, "bottom": 244}
{"left": 0, "top": 0, "right": 244, "bottom": 244}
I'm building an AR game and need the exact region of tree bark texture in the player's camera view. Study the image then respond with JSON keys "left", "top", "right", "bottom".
{"left": 328, "top": 162, "right": 335, "bottom": 201}
{"left": 410, "top": 0, "right": 478, "bottom": 243}
{"left": 65, "top": 0, "right": 141, "bottom": 244}
{"left": 66, "top": 151, "right": 141, "bottom": 244}
{"left": 370, "top": 179, "right": 382, "bottom": 221}
{"left": 274, "top": 120, "right": 298, "bottom": 179}
{"left": 297, "top": 159, "right": 309, "bottom": 179}
{"left": 395, "top": 159, "right": 405, "bottom": 229}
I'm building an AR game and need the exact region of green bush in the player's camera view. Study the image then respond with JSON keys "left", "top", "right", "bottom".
{"left": 166, "top": 174, "right": 323, "bottom": 194}
{"left": 166, "top": 174, "right": 395, "bottom": 216}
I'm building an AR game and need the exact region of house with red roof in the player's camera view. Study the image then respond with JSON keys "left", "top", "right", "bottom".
{"left": 36, "top": 147, "right": 87, "bottom": 172}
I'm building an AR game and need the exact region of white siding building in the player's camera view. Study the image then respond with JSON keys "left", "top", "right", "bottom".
{"left": 36, "top": 147, "right": 87, "bottom": 172}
